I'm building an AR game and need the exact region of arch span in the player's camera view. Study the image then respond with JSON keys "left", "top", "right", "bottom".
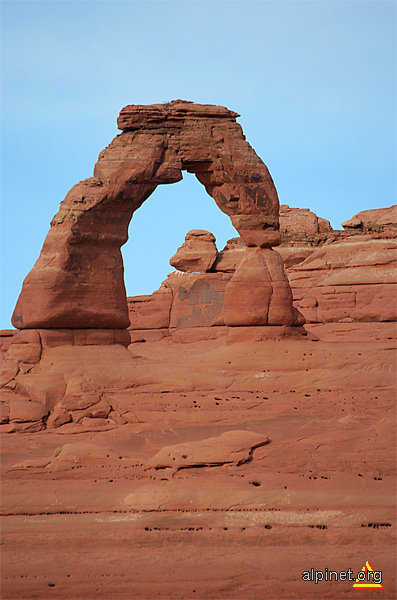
{"left": 12, "top": 100, "right": 297, "bottom": 330}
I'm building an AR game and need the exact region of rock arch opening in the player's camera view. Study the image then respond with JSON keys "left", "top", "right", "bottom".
{"left": 122, "top": 170, "right": 239, "bottom": 298}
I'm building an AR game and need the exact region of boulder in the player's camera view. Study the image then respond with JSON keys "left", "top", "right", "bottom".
{"left": 170, "top": 230, "right": 218, "bottom": 273}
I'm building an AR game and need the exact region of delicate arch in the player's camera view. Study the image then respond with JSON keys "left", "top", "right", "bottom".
{"left": 12, "top": 101, "right": 288, "bottom": 330}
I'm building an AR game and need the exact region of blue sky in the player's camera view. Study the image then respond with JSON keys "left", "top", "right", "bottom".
{"left": 1, "top": 0, "right": 395, "bottom": 328}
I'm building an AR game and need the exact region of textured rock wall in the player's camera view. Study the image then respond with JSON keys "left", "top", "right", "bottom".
{"left": 127, "top": 205, "right": 396, "bottom": 337}
{"left": 0, "top": 329, "right": 131, "bottom": 390}
{"left": 279, "top": 205, "right": 396, "bottom": 324}
{"left": 284, "top": 237, "right": 396, "bottom": 323}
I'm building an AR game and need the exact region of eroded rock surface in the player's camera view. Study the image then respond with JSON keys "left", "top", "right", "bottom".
{"left": 127, "top": 205, "right": 395, "bottom": 338}
{"left": 279, "top": 204, "right": 332, "bottom": 235}
{"left": 170, "top": 229, "right": 218, "bottom": 272}
{"left": 279, "top": 205, "right": 397, "bottom": 323}
{"left": 1, "top": 104, "right": 395, "bottom": 599}
{"left": 12, "top": 101, "right": 291, "bottom": 331}
{"left": 1, "top": 327, "right": 395, "bottom": 598}
{"left": 342, "top": 205, "right": 397, "bottom": 231}
{"left": 147, "top": 430, "right": 270, "bottom": 470}
{"left": 3, "top": 102, "right": 310, "bottom": 429}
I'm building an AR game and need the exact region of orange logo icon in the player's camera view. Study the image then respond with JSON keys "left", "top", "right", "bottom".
{"left": 353, "top": 561, "right": 384, "bottom": 589}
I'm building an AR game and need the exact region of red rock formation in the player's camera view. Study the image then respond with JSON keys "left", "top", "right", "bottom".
{"left": 147, "top": 430, "right": 269, "bottom": 469}
{"left": 279, "top": 204, "right": 332, "bottom": 235}
{"left": 170, "top": 230, "right": 218, "bottom": 272}
{"left": 167, "top": 271, "right": 229, "bottom": 329}
{"left": 12, "top": 101, "right": 294, "bottom": 332}
{"left": 223, "top": 247, "right": 302, "bottom": 326}
{"left": 342, "top": 205, "right": 397, "bottom": 231}
{"left": 1, "top": 196, "right": 395, "bottom": 599}
{"left": 2, "top": 102, "right": 308, "bottom": 432}
{"left": 0, "top": 330, "right": 15, "bottom": 363}
{"left": 127, "top": 205, "right": 396, "bottom": 338}
{"left": 279, "top": 205, "right": 397, "bottom": 324}
{"left": 1, "top": 325, "right": 395, "bottom": 598}
{"left": 127, "top": 244, "right": 304, "bottom": 342}
{"left": 127, "top": 285, "right": 172, "bottom": 331}
{"left": 4, "top": 203, "right": 393, "bottom": 428}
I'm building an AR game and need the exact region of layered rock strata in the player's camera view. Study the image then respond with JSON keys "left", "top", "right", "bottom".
{"left": 279, "top": 205, "right": 396, "bottom": 323}
{"left": 127, "top": 205, "right": 396, "bottom": 339}
{"left": 341, "top": 206, "right": 397, "bottom": 231}
{"left": 1, "top": 204, "right": 394, "bottom": 432}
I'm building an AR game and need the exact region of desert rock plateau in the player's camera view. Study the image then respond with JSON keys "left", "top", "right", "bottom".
{"left": 1, "top": 102, "right": 395, "bottom": 599}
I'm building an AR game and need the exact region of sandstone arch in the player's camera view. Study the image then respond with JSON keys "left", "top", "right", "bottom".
{"left": 12, "top": 101, "right": 299, "bottom": 331}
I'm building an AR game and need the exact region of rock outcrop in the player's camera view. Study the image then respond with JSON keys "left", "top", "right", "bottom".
{"left": 341, "top": 205, "right": 397, "bottom": 231}
{"left": 127, "top": 218, "right": 305, "bottom": 343}
{"left": 11, "top": 100, "right": 296, "bottom": 332}
{"left": 279, "top": 205, "right": 396, "bottom": 324}
{"left": 223, "top": 247, "right": 301, "bottom": 327}
{"left": 279, "top": 204, "right": 332, "bottom": 235}
{"left": 2, "top": 203, "right": 393, "bottom": 430}
{"left": 1, "top": 101, "right": 303, "bottom": 425}
{"left": 127, "top": 205, "right": 396, "bottom": 339}
{"left": 170, "top": 230, "right": 218, "bottom": 273}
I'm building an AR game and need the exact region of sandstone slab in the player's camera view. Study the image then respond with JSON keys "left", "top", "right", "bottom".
{"left": 148, "top": 430, "right": 269, "bottom": 470}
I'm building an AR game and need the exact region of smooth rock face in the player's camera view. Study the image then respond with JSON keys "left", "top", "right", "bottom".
{"left": 212, "top": 237, "right": 246, "bottom": 272}
{"left": 12, "top": 101, "right": 288, "bottom": 331}
{"left": 12, "top": 177, "right": 138, "bottom": 330}
{"left": 224, "top": 248, "right": 276, "bottom": 326}
{"left": 128, "top": 272, "right": 231, "bottom": 334}
{"left": 170, "top": 230, "right": 218, "bottom": 272}
{"left": 127, "top": 286, "right": 172, "bottom": 330}
{"left": 1, "top": 324, "right": 395, "bottom": 599}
